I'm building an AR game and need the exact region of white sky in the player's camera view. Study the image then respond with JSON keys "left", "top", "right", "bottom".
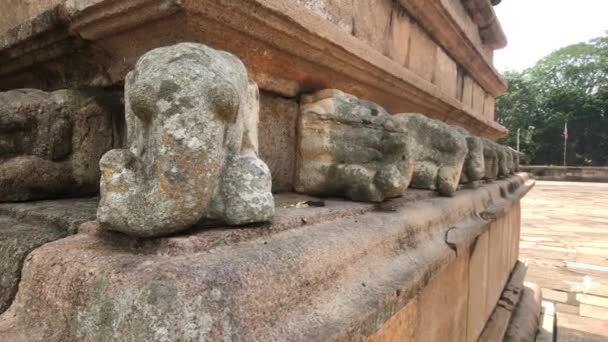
{"left": 494, "top": 0, "right": 608, "bottom": 72}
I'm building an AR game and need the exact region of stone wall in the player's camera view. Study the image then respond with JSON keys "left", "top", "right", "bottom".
{"left": 298, "top": 0, "right": 498, "bottom": 122}
{"left": 0, "top": 0, "right": 62, "bottom": 33}
{"left": 367, "top": 202, "right": 522, "bottom": 341}
{"left": 521, "top": 166, "right": 608, "bottom": 183}
{"left": 0, "top": 0, "right": 508, "bottom": 139}
{"left": 0, "top": 174, "right": 534, "bottom": 341}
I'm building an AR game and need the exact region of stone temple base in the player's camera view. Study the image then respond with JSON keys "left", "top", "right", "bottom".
{"left": 0, "top": 174, "right": 534, "bottom": 341}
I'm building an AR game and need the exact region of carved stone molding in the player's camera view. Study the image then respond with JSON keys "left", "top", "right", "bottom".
{"left": 398, "top": 0, "right": 506, "bottom": 95}
{"left": 0, "top": 0, "right": 508, "bottom": 139}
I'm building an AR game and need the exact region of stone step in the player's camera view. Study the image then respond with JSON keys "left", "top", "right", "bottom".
{"left": 556, "top": 312, "right": 608, "bottom": 341}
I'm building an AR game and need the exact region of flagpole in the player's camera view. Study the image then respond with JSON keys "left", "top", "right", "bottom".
{"left": 563, "top": 122, "right": 567, "bottom": 167}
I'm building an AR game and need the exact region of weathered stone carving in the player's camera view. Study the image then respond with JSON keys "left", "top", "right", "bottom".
{"left": 482, "top": 139, "right": 500, "bottom": 181}
{"left": 295, "top": 90, "right": 413, "bottom": 202}
{"left": 508, "top": 147, "right": 521, "bottom": 173}
{"left": 97, "top": 43, "right": 274, "bottom": 238}
{"left": 295, "top": 90, "right": 471, "bottom": 199}
{"left": 482, "top": 140, "right": 519, "bottom": 180}
{"left": 0, "top": 89, "right": 117, "bottom": 202}
{"left": 455, "top": 127, "right": 485, "bottom": 184}
{"left": 394, "top": 113, "right": 468, "bottom": 196}
{"left": 496, "top": 144, "right": 510, "bottom": 178}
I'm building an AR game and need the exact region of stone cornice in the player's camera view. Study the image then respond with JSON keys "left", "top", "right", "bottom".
{"left": 398, "top": 0, "right": 507, "bottom": 97}
{"left": 461, "top": 0, "right": 508, "bottom": 50}
{"left": 63, "top": 0, "right": 183, "bottom": 40}
{"left": 0, "top": 0, "right": 508, "bottom": 139}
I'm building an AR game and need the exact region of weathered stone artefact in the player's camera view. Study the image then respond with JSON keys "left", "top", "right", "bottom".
{"left": 0, "top": 89, "right": 117, "bottom": 202}
{"left": 295, "top": 90, "right": 412, "bottom": 202}
{"left": 482, "top": 139, "right": 499, "bottom": 181}
{"left": 97, "top": 43, "right": 274, "bottom": 237}
{"left": 456, "top": 127, "right": 486, "bottom": 184}
{"left": 508, "top": 147, "right": 520, "bottom": 173}
{"left": 394, "top": 113, "right": 468, "bottom": 196}
{"left": 496, "top": 144, "right": 511, "bottom": 178}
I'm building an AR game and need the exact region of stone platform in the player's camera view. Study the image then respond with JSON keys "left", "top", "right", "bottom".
{"left": 520, "top": 181, "right": 608, "bottom": 340}
{"left": 0, "top": 174, "right": 533, "bottom": 341}
{"left": 521, "top": 166, "right": 608, "bottom": 183}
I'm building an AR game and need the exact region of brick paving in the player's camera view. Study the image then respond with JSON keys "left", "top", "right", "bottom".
{"left": 520, "top": 181, "right": 608, "bottom": 340}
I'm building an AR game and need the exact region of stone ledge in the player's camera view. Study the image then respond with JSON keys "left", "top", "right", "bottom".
{"left": 0, "top": 174, "right": 533, "bottom": 341}
{"left": 0, "top": 0, "right": 507, "bottom": 139}
{"left": 521, "top": 165, "right": 608, "bottom": 183}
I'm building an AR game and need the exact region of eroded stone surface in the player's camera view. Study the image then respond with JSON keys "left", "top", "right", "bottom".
{"left": 456, "top": 127, "right": 485, "bottom": 184}
{"left": 394, "top": 113, "right": 468, "bottom": 196}
{"left": 97, "top": 43, "right": 274, "bottom": 238}
{"left": 483, "top": 139, "right": 499, "bottom": 181}
{"left": 0, "top": 89, "right": 118, "bottom": 202}
{"left": 295, "top": 89, "right": 412, "bottom": 202}
{"left": 0, "top": 198, "right": 97, "bottom": 314}
{"left": 0, "top": 176, "right": 532, "bottom": 342}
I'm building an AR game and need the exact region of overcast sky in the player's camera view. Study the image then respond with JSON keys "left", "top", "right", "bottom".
{"left": 494, "top": 0, "right": 608, "bottom": 72}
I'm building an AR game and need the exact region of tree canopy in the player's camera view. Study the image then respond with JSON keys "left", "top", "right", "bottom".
{"left": 496, "top": 33, "right": 608, "bottom": 166}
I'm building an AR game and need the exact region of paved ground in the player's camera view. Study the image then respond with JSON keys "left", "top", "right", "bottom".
{"left": 520, "top": 181, "right": 608, "bottom": 340}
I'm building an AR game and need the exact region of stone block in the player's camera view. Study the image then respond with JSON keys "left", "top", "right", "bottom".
{"left": 577, "top": 293, "right": 608, "bottom": 308}
{"left": 0, "top": 217, "right": 66, "bottom": 314}
{"left": 97, "top": 43, "right": 274, "bottom": 238}
{"left": 0, "top": 198, "right": 97, "bottom": 313}
{"left": 352, "top": 0, "right": 392, "bottom": 54}
{"left": 368, "top": 254, "right": 470, "bottom": 342}
{"left": 456, "top": 127, "right": 485, "bottom": 184}
{"left": 435, "top": 48, "right": 458, "bottom": 98}
{"left": 396, "top": 113, "right": 468, "bottom": 196}
{"left": 557, "top": 312, "right": 608, "bottom": 340}
{"left": 0, "top": 0, "right": 63, "bottom": 34}
{"left": 386, "top": 6, "right": 411, "bottom": 67}
{"left": 482, "top": 139, "right": 500, "bottom": 181}
{"left": 483, "top": 94, "right": 495, "bottom": 121}
{"left": 0, "top": 88, "right": 118, "bottom": 202}
{"left": 471, "top": 80, "right": 485, "bottom": 117}
{"left": 467, "top": 230, "right": 490, "bottom": 342}
{"left": 478, "top": 261, "right": 528, "bottom": 342}
{"left": 295, "top": 0, "right": 354, "bottom": 34}
{"left": 258, "top": 92, "right": 298, "bottom": 192}
{"left": 555, "top": 303, "right": 579, "bottom": 315}
{"left": 408, "top": 22, "right": 437, "bottom": 82}
{"left": 461, "top": 75, "right": 474, "bottom": 109}
{"left": 416, "top": 253, "right": 469, "bottom": 342}
{"left": 295, "top": 89, "right": 412, "bottom": 202}
{"left": 366, "top": 297, "right": 418, "bottom": 342}
{"left": 542, "top": 288, "right": 569, "bottom": 303}
{"left": 503, "top": 283, "right": 542, "bottom": 342}
{"left": 580, "top": 304, "right": 608, "bottom": 320}
{"left": 487, "top": 220, "right": 509, "bottom": 316}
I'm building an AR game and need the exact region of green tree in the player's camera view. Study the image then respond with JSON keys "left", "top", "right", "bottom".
{"left": 497, "top": 32, "right": 608, "bottom": 166}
